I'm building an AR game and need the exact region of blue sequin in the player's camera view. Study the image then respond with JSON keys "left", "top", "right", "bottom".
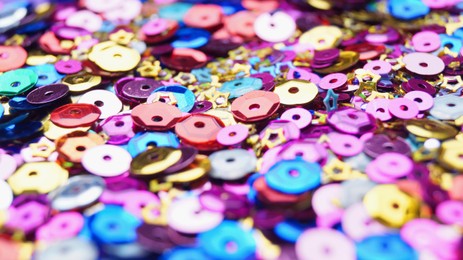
{"left": 220, "top": 77, "right": 263, "bottom": 98}
{"left": 159, "top": 3, "right": 193, "bottom": 21}
{"left": 323, "top": 89, "right": 339, "bottom": 112}
{"left": 152, "top": 85, "right": 196, "bottom": 112}
{"left": 356, "top": 234, "right": 417, "bottom": 260}
{"left": 265, "top": 159, "right": 321, "bottom": 194}
{"left": 8, "top": 97, "right": 48, "bottom": 111}
{"left": 0, "top": 102, "right": 4, "bottom": 119}
{"left": 29, "top": 64, "right": 63, "bottom": 87}
{"left": 172, "top": 28, "right": 211, "bottom": 49}
{"left": 191, "top": 68, "right": 212, "bottom": 83}
{"left": 90, "top": 205, "right": 141, "bottom": 244}
{"left": 388, "top": 0, "right": 429, "bottom": 20}
{"left": 0, "top": 121, "right": 42, "bottom": 142}
{"left": 274, "top": 220, "right": 308, "bottom": 243}
{"left": 127, "top": 132, "right": 180, "bottom": 157}
{"left": 198, "top": 220, "right": 256, "bottom": 260}
{"left": 440, "top": 34, "right": 463, "bottom": 54}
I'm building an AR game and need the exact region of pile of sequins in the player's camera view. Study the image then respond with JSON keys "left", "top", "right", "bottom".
{"left": 1, "top": 0, "right": 463, "bottom": 259}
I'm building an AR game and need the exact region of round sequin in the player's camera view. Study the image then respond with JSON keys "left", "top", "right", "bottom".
{"left": 81, "top": 145, "right": 132, "bottom": 177}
